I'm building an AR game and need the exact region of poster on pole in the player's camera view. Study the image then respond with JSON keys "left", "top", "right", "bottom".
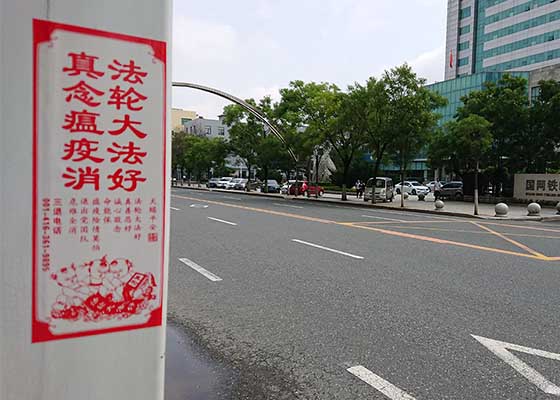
{"left": 32, "top": 19, "right": 167, "bottom": 342}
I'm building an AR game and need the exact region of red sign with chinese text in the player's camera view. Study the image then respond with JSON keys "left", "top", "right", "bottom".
{"left": 32, "top": 19, "right": 166, "bottom": 342}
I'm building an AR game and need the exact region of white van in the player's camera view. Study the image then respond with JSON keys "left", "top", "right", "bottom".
{"left": 364, "top": 177, "right": 394, "bottom": 202}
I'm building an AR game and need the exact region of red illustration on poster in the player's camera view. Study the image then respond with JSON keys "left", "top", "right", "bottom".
{"left": 32, "top": 19, "right": 166, "bottom": 342}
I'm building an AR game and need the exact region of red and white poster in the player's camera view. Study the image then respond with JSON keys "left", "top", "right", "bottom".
{"left": 32, "top": 19, "right": 167, "bottom": 342}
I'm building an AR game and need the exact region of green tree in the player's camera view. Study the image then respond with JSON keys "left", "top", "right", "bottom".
{"left": 326, "top": 91, "right": 369, "bottom": 200}
{"left": 383, "top": 64, "right": 446, "bottom": 207}
{"left": 223, "top": 96, "right": 286, "bottom": 191}
{"left": 275, "top": 81, "right": 331, "bottom": 179}
{"left": 529, "top": 80, "right": 560, "bottom": 172}
{"left": 446, "top": 115, "right": 492, "bottom": 214}
{"left": 457, "top": 74, "right": 529, "bottom": 194}
{"left": 171, "top": 133, "right": 230, "bottom": 185}
{"left": 345, "top": 77, "right": 393, "bottom": 203}
{"left": 172, "top": 130, "right": 189, "bottom": 182}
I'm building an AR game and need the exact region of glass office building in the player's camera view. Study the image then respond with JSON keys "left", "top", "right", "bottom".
{"left": 426, "top": 71, "right": 529, "bottom": 124}
{"left": 445, "top": 0, "right": 560, "bottom": 80}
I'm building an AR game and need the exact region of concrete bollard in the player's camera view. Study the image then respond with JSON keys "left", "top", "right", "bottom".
{"left": 435, "top": 200, "right": 444, "bottom": 210}
{"left": 418, "top": 193, "right": 425, "bottom": 201}
{"left": 556, "top": 202, "right": 560, "bottom": 215}
{"left": 494, "top": 203, "right": 509, "bottom": 217}
{"left": 527, "top": 202, "right": 541, "bottom": 216}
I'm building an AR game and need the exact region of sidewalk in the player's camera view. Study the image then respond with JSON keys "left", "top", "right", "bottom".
{"left": 320, "top": 192, "right": 560, "bottom": 221}
{"left": 172, "top": 184, "right": 560, "bottom": 221}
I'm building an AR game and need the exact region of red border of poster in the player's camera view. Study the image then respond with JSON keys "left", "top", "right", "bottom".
{"left": 32, "top": 19, "right": 167, "bottom": 342}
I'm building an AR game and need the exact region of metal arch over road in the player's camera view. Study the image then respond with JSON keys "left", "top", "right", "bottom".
{"left": 172, "top": 82, "right": 297, "bottom": 162}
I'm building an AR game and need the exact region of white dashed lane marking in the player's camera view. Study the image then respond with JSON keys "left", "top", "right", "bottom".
{"left": 207, "top": 216, "right": 237, "bottom": 226}
{"left": 291, "top": 239, "right": 364, "bottom": 260}
{"left": 347, "top": 365, "right": 417, "bottom": 400}
{"left": 178, "top": 258, "right": 222, "bottom": 282}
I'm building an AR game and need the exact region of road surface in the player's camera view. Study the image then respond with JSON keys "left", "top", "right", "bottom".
{"left": 167, "top": 188, "right": 560, "bottom": 399}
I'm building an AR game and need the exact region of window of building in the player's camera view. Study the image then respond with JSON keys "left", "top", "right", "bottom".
{"left": 218, "top": 127, "right": 225, "bottom": 136}
{"left": 204, "top": 126, "right": 212, "bottom": 135}
{"left": 459, "top": 6, "right": 471, "bottom": 19}
{"left": 458, "top": 41, "right": 470, "bottom": 51}
{"left": 458, "top": 57, "right": 469, "bottom": 66}
{"left": 181, "top": 117, "right": 192, "bottom": 125}
{"left": 459, "top": 25, "right": 471, "bottom": 35}
{"left": 531, "top": 86, "right": 541, "bottom": 103}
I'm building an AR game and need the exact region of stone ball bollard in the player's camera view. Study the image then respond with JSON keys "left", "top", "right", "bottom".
{"left": 527, "top": 202, "right": 541, "bottom": 216}
{"left": 494, "top": 203, "right": 509, "bottom": 217}
{"left": 403, "top": 192, "right": 409, "bottom": 199}
{"left": 556, "top": 202, "right": 560, "bottom": 214}
{"left": 418, "top": 193, "right": 426, "bottom": 201}
{"left": 434, "top": 200, "right": 444, "bottom": 210}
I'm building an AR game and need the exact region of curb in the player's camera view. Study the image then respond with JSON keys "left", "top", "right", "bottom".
{"left": 172, "top": 186, "right": 560, "bottom": 222}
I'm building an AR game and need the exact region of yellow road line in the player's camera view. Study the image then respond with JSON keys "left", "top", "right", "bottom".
{"left": 377, "top": 225, "right": 560, "bottom": 240}
{"left": 172, "top": 194, "right": 555, "bottom": 262}
{"left": 343, "top": 222, "right": 546, "bottom": 260}
{"left": 353, "top": 220, "right": 460, "bottom": 225}
{"left": 480, "top": 221, "right": 560, "bottom": 234}
{"left": 471, "top": 222, "right": 548, "bottom": 259}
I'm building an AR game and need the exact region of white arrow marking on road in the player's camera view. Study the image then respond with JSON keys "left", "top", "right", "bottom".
{"left": 178, "top": 258, "right": 222, "bottom": 282}
{"left": 472, "top": 334, "right": 560, "bottom": 396}
{"left": 273, "top": 203, "right": 304, "bottom": 209}
{"left": 347, "top": 366, "right": 417, "bottom": 400}
{"left": 170, "top": 207, "right": 180, "bottom": 211}
{"left": 190, "top": 204, "right": 209, "bottom": 208}
{"left": 207, "top": 216, "right": 237, "bottom": 226}
{"left": 291, "top": 239, "right": 364, "bottom": 259}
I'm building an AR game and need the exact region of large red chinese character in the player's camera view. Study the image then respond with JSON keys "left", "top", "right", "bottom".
{"left": 108, "top": 169, "right": 146, "bottom": 192}
{"left": 107, "top": 86, "right": 147, "bottom": 111}
{"left": 63, "top": 110, "right": 103, "bottom": 135}
{"left": 62, "top": 166, "right": 100, "bottom": 190}
{"left": 108, "top": 59, "right": 147, "bottom": 84}
{"left": 63, "top": 52, "right": 104, "bottom": 79}
{"left": 107, "top": 141, "right": 147, "bottom": 164}
{"left": 62, "top": 138, "right": 104, "bottom": 163}
{"left": 64, "top": 81, "right": 104, "bottom": 107}
{"left": 109, "top": 114, "right": 146, "bottom": 139}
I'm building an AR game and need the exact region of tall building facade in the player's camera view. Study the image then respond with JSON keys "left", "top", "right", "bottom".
{"left": 445, "top": 0, "right": 560, "bottom": 80}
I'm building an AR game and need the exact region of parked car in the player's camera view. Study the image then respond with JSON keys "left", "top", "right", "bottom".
{"left": 288, "top": 181, "right": 324, "bottom": 196}
{"left": 206, "top": 177, "right": 220, "bottom": 188}
{"left": 234, "top": 178, "right": 249, "bottom": 190}
{"left": 394, "top": 181, "right": 430, "bottom": 196}
{"left": 364, "top": 177, "right": 394, "bottom": 202}
{"left": 216, "top": 177, "right": 233, "bottom": 188}
{"left": 261, "top": 179, "right": 280, "bottom": 193}
{"left": 225, "top": 178, "right": 243, "bottom": 189}
{"left": 435, "top": 181, "right": 463, "bottom": 200}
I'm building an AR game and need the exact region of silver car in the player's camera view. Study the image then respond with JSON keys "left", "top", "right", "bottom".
{"left": 364, "top": 177, "right": 394, "bottom": 202}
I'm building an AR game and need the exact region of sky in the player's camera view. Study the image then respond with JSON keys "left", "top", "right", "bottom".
{"left": 172, "top": 0, "right": 447, "bottom": 119}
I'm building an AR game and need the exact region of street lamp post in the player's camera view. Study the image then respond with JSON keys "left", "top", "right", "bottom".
{"left": 314, "top": 146, "right": 324, "bottom": 198}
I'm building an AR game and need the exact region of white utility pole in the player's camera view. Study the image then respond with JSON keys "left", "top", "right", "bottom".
{"left": 1, "top": 1, "right": 171, "bottom": 399}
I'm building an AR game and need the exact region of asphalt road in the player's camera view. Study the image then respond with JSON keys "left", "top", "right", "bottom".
{"left": 167, "top": 187, "right": 560, "bottom": 400}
